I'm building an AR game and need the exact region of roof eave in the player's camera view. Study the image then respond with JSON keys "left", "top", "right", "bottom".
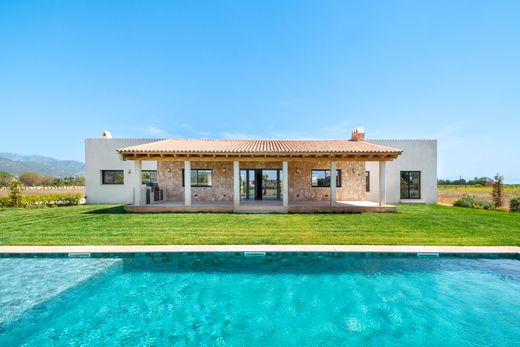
{"left": 117, "top": 150, "right": 401, "bottom": 161}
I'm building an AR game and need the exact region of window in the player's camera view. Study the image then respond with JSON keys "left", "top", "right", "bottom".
{"left": 182, "top": 169, "right": 212, "bottom": 187}
{"left": 365, "top": 171, "right": 370, "bottom": 192}
{"left": 311, "top": 169, "right": 341, "bottom": 187}
{"left": 101, "top": 170, "right": 124, "bottom": 185}
{"left": 141, "top": 170, "right": 157, "bottom": 185}
{"left": 400, "top": 171, "right": 421, "bottom": 199}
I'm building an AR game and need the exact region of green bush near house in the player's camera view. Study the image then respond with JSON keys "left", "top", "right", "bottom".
{"left": 453, "top": 194, "right": 493, "bottom": 210}
{"left": 510, "top": 197, "right": 520, "bottom": 212}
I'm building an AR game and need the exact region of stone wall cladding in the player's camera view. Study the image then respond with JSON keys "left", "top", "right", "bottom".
{"left": 157, "top": 160, "right": 365, "bottom": 202}
{"left": 288, "top": 161, "right": 366, "bottom": 201}
{"left": 157, "top": 161, "right": 234, "bottom": 201}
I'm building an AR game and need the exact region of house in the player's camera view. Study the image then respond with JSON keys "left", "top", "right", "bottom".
{"left": 85, "top": 128, "right": 437, "bottom": 213}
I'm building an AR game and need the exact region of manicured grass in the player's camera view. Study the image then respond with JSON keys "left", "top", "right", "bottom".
{"left": 0, "top": 204, "right": 519, "bottom": 246}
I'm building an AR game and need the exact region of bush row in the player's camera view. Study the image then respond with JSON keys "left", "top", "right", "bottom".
{"left": 0, "top": 194, "right": 81, "bottom": 208}
{"left": 453, "top": 194, "right": 520, "bottom": 212}
{"left": 453, "top": 194, "right": 493, "bottom": 210}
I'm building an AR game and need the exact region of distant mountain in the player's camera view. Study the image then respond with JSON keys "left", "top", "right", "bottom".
{"left": 0, "top": 152, "right": 84, "bottom": 177}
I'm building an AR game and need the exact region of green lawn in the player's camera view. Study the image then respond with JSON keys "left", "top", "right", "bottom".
{"left": 0, "top": 204, "right": 519, "bottom": 246}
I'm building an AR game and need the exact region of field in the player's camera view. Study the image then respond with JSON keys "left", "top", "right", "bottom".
{"left": 438, "top": 185, "right": 520, "bottom": 209}
{"left": 0, "top": 204, "right": 519, "bottom": 246}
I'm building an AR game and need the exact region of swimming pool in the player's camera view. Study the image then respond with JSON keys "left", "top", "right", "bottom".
{"left": 1, "top": 253, "right": 519, "bottom": 346}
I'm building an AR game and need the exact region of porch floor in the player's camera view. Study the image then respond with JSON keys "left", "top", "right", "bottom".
{"left": 125, "top": 200, "right": 396, "bottom": 213}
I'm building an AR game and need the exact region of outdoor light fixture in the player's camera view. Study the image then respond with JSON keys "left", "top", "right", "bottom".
{"left": 222, "top": 168, "right": 227, "bottom": 173}
{"left": 128, "top": 169, "right": 132, "bottom": 174}
{"left": 296, "top": 169, "right": 301, "bottom": 174}
{"left": 167, "top": 168, "right": 172, "bottom": 173}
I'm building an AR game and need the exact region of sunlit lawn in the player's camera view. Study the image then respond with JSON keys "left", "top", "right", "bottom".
{"left": 0, "top": 204, "right": 519, "bottom": 246}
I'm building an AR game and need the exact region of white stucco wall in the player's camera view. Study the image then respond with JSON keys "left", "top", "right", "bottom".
{"left": 85, "top": 138, "right": 158, "bottom": 204}
{"left": 85, "top": 137, "right": 437, "bottom": 205}
{"left": 366, "top": 140, "right": 437, "bottom": 204}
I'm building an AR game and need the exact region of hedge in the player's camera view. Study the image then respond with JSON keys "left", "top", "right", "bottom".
{"left": 0, "top": 194, "right": 81, "bottom": 208}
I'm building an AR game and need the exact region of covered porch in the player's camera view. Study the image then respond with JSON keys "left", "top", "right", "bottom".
{"left": 117, "top": 131, "right": 401, "bottom": 214}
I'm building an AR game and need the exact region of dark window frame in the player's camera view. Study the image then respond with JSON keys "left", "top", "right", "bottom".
{"left": 141, "top": 170, "right": 157, "bottom": 185}
{"left": 240, "top": 169, "right": 282, "bottom": 201}
{"left": 311, "top": 169, "right": 342, "bottom": 188}
{"left": 101, "top": 170, "right": 124, "bottom": 185}
{"left": 182, "top": 169, "right": 213, "bottom": 187}
{"left": 400, "top": 171, "right": 421, "bottom": 199}
{"left": 365, "top": 171, "right": 370, "bottom": 192}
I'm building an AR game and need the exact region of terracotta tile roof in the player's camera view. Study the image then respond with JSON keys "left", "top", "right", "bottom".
{"left": 118, "top": 138, "right": 401, "bottom": 155}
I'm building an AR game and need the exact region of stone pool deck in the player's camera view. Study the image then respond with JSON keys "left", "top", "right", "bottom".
{"left": 1, "top": 245, "right": 519, "bottom": 255}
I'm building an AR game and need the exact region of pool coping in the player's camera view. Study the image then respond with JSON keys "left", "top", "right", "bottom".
{"left": 0, "top": 245, "right": 519, "bottom": 254}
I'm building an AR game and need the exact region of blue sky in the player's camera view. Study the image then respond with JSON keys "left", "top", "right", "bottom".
{"left": 0, "top": 1, "right": 519, "bottom": 182}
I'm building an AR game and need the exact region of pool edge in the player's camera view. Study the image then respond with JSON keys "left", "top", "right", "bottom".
{"left": 0, "top": 245, "right": 519, "bottom": 255}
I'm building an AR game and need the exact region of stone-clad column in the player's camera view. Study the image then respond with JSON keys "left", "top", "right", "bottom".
{"left": 282, "top": 161, "right": 289, "bottom": 206}
{"left": 379, "top": 161, "right": 386, "bottom": 206}
{"left": 184, "top": 160, "right": 191, "bottom": 206}
{"left": 233, "top": 161, "right": 240, "bottom": 208}
{"left": 330, "top": 161, "right": 337, "bottom": 206}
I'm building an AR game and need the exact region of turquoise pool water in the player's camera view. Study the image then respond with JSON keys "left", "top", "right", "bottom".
{"left": 1, "top": 253, "right": 519, "bottom": 346}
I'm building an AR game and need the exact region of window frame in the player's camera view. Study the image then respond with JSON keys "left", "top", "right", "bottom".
{"left": 182, "top": 169, "right": 213, "bottom": 187}
{"left": 101, "top": 170, "right": 124, "bottom": 185}
{"left": 141, "top": 170, "right": 157, "bottom": 185}
{"left": 311, "top": 169, "right": 342, "bottom": 188}
{"left": 400, "top": 170, "right": 421, "bottom": 199}
{"left": 365, "top": 171, "right": 370, "bottom": 192}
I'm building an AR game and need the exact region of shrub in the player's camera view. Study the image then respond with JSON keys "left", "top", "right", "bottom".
{"left": 8, "top": 179, "right": 22, "bottom": 207}
{"left": 492, "top": 173, "right": 504, "bottom": 208}
{"left": 453, "top": 194, "right": 475, "bottom": 208}
{"left": 0, "top": 196, "right": 12, "bottom": 207}
{"left": 474, "top": 199, "right": 493, "bottom": 210}
{"left": 453, "top": 194, "right": 493, "bottom": 210}
{"left": 510, "top": 197, "right": 520, "bottom": 212}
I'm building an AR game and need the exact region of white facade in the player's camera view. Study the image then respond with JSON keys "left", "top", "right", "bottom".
{"left": 366, "top": 140, "right": 437, "bottom": 204}
{"left": 85, "top": 138, "right": 158, "bottom": 204}
{"left": 85, "top": 137, "right": 437, "bottom": 205}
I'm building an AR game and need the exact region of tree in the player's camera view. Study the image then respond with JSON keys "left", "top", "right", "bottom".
{"left": 491, "top": 173, "right": 504, "bottom": 209}
{"left": 18, "top": 172, "right": 52, "bottom": 186}
{"left": 8, "top": 179, "right": 22, "bottom": 207}
{"left": 0, "top": 171, "right": 12, "bottom": 187}
{"left": 52, "top": 176, "right": 85, "bottom": 186}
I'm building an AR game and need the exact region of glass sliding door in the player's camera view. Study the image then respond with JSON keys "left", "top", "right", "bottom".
{"left": 240, "top": 170, "right": 256, "bottom": 200}
{"left": 400, "top": 171, "right": 421, "bottom": 199}
{"left": 240, "top": 170, "right": 248, "bottom": 200}
{"left": 262, "top": 170, "right": 280, "bottom": 200}
{"left": 240, "top": 169, "right": 281, "bottom": 200}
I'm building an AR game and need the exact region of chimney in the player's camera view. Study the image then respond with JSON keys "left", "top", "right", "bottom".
{"left": 102, "top": 130, "right": 113, "bottom": 139}
{"left": 351, "top": 127, "right": 365, "bottom": 141}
